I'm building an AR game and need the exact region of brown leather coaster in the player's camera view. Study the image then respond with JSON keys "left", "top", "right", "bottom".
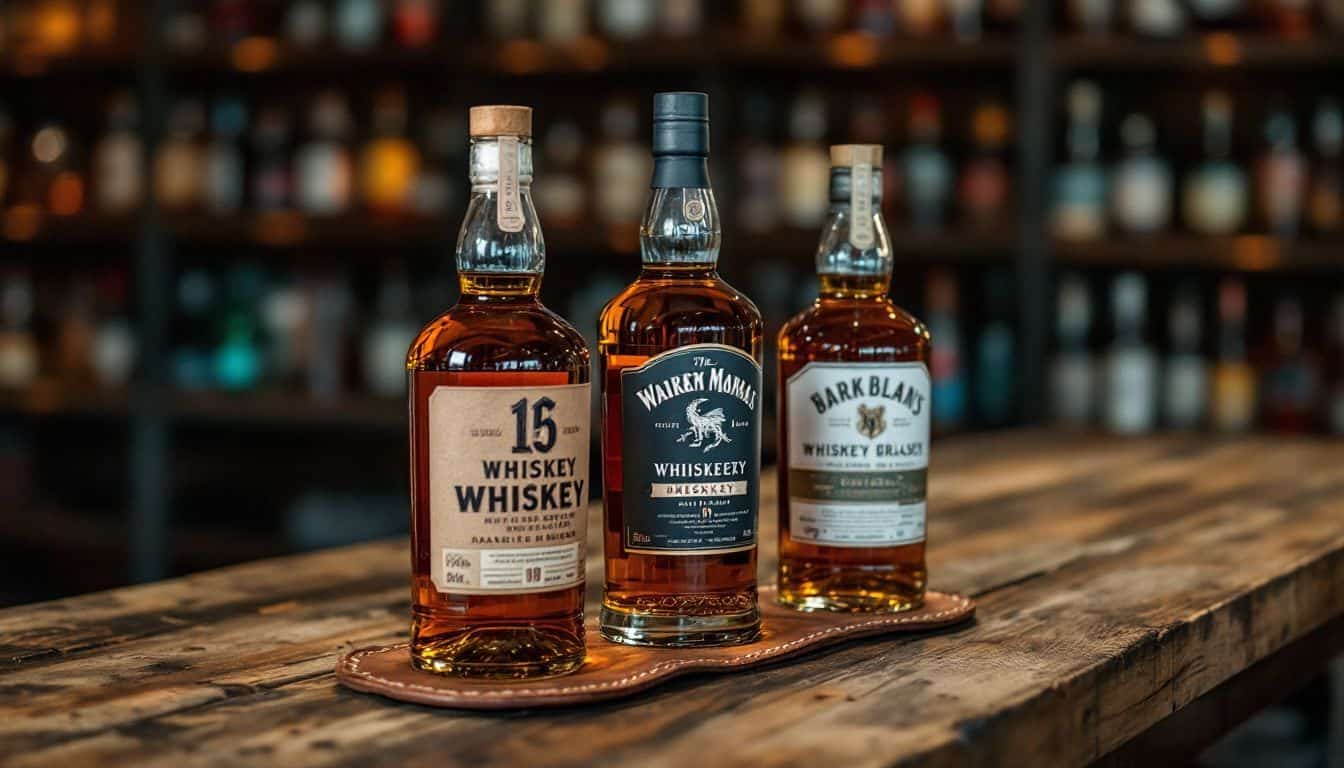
{"left": 336, "top": 588, "right": 974, "bottom": 710}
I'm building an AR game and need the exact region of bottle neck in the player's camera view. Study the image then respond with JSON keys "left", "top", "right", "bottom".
{"left": 457, "top": 136, "right": 543, "bottom": 298}
{"left": 639, "top": 183, "right": 720, "bottom": 268}
{"left": 816, "top": 166, "right": 891, "bottom": 299}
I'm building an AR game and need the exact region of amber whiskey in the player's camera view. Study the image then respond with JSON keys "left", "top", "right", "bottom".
{"left": 407, "top": 106, "right": 590, "bottom": 678}
{"left": 599, "top": 93, "right": 764, "bottom": 646}
{"left": 777, "top": 144, "right": 932, "bottom": 613}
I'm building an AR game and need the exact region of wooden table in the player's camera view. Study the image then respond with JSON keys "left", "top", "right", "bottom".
{"left": 3, "top": 431, "right": 1342, "bottom": 767}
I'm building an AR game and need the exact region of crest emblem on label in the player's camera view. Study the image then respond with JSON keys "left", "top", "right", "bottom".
{"left": 683, "top": 197, "right": 706, "bottom": 222}
{"left": 856, "top": 404, "right": 887, "bottom": 439}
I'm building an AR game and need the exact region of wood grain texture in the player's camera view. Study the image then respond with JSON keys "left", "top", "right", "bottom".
{"left": 1, "top": 431, "right": 1342, "bottom": 768}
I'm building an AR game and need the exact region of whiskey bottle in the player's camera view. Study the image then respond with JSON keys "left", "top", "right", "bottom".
{"left": 407, "top": 106, "right": 591, "bottom": 678}
{"left": 777, "top": 144, "right": 931, "bottom": 613}
{"left": 598, "top": 92, "right": 764, "bottom": 646}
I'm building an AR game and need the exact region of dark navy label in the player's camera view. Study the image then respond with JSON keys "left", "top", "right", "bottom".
{"left": 620, "top": 344, "right": 761, "bottom": 555}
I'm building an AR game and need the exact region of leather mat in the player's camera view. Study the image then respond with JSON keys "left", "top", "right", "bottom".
{"left": 336, "top": 588, "right": 975, "bottom": 710}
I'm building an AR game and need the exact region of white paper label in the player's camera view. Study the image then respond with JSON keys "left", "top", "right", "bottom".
{"left": 496, "top": 136, "right": 524, "bottom": 233}
{"left": 786, "top": 362, "right": 930, "bottom": 547}
{"left": 849, "top": 162, "right": 875, "bottom": 250}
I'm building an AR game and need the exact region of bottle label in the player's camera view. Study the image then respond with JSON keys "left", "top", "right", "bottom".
{"left": 620, "top": 344, "right": 761, "bottom": 555}
{"left": 428, "top": 383, "right": 589, "bottom": 594}
{"left": 785, "top": 362, "right": 930, "bottom": 548}
{"left": 496, "top": 136, "right": 524, "bottom": 233}
{"left": 849, "top": 162, "right": 875, "bottom": 250}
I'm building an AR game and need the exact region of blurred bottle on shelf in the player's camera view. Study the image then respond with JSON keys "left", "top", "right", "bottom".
{"left": 598, "top": 0, "right": 657, "bottom": 40}
{"left": 91, "top": 271, "right": 135, "bottom": 390}
{"left": 660, "top": 0, "right": 704, "bottom": 37}
{"left": 1128, "top": 0, "right": 1185, "bottom": 36}
{"left": 0, "top": 273, "right": 38, "bottom": 391}
{"left": 1188, "top": 0, "right": 1245, "bottom": 24}
{"left": 15, "top": 0, "right": 82, "bottom": 56}
{"left": 214, "top": 267, "right": 265, "bottom": 391}
{"left": 738, "top": 92, "right": 780, "bottom": 235}
{"left": 1210, "top": 278, "right": 1257, "bottom": 432}
{"left": 309, "top": 274, "right": 353, "bottom": 398}
{"left": 1257, "top": 108, "right": 1306, "bottom": 239}
{"left": 392, "top": 0, "right": 439, "bottom": 48}
{"left": 1308, "top": 99, "right": 1343, "bottom": 235}
{"left": 1070, "top": 0, "right": 1114, "bottom": 35}
{"left": 1102, "top": 273, "right": 1157, "bottom": 434}
{"left": 795, "top": 0, "right": 847, "bottom": 35}
{"left": 1326, "top": 296, "right": 1344, "bottom": 434}
{"left": 780, "top": 90, "right": 830, "bottom": 229}
{"left": 743, "top": 0, "right": 786, "bottom": 36}
{"left": 82, "top": 0, "right": 118, "bottom": 47}
{"left": 211, "top": 0, "right": 258, "bottom": 44}
{"left": 260, "top": 276, "right": 309, "bottom": 390}
{"left": 1053, "top": 81, "right": 1107, "bottom": 241}
{"left": 1162, "top": 287, "right": 1207, "bottom": 429}
{"left": 204, "top": 97, "right": 248, "bottom": 216}
{"left": 55, "top": 278, "right": 95, "bottom": 383}
{"left": 155, "top": 101, "right": 206, "bottom": 213}
{"left": 541, "top": 0, "right": 589, "bottom": 44}
{"left": 1261, "top": 296, "right": 1319, "bottom": 433}
{"left": 1257, "top": 0, "right": 1312, "bottom": 39}
{"left": 251, "top": 106, "right": 293, "bottom": 212}
{"left": 360, "top": 87, "right": 420, "bottom": 216}
{"left": 1051, "top": 273, "right": 1095, "bottom": 427}
{"left": 926, "top": 269, "right": 966, "bottom": 432}
{"left": 363, "top": 269, "right": 417, "bottom": 398}
{"left": 1111, "top": 113, "right": 1172, "bottom": 235}
{"left": 947, "top": 0, "right": 984, "bottom": 40}
{"left": 902, "top": 93, "right": 952, "bottom": 231}
{"left": 335, "top": 0, "right": 383, "bottom": 50}
{"left": 94, "top": 91, "right": 143, "bottom": 215}
{"left": 900, "top": 0, "right": 946, "bottom": 36}
{"left": 975, "top": 271, "right": 1015, "bottom": 427}
{"left": 855, "top": 0, "right": 896, "bottom": 35}
{"left": 485, "top": 0, "right": 530, "bottom": 38}
{"left": 1184, "top": 92, "right": 1248, "bottom": 237}
{"left": 285, "top": 0, "right": 328, "bottom": 47}
{"left": 960, "top": 101, "right": 1010, "bottom": 231}
{"left": 411, "top": 107, "right": 464, "bottom": 216}
{"left": 533, "top": 119, "right": 587, "bottom": 229}
{"left": 165, "top": 5, "right": 207, "bottom": 53}
{"left": 592, "top": 99, "right": 649, "bottom": 238}
{"left": 295, "top": 91, "right": 355, "bottom": 216}
{"left": 31, "top": 121, "right": 84, "bottom": 217}
{"left": 174, "top": 269, "right": 218, "bottom": 390}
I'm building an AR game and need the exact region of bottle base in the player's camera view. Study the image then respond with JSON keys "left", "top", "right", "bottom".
{"left": 410, "top": 626, "right": 585, "bottom": 680}
{"left": 776, "top": 588, "right": 925, "bottom": 614}
{"left": 599, "top": 604, "right": 761, "bottom": 647}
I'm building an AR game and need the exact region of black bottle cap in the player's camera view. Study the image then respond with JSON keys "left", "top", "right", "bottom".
{"left": 652, "top": 91, "right": 710, "bottom": 157}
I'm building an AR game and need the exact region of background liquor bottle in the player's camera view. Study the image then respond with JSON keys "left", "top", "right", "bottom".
{"left": 960, "top": 101, "right": 1010, "bottom": 231}
{"left": 1051, "top": 273, "right": 1095, "bottom": 426}
{"left": 295, "top": 91, "right": 354, "bottom": 217}
{"left": 975, "top": 270, "right": 1016, "bottom": 427}
{"left": 1163, "top": 286, "right": 1207, "bottom": 429}
{"left": 1110, "top": 113, "right": 1172, "bottom": 236}
{"left": 592, "top": 100, "right": 651, "bottom": 241}
{"left": 1261, "top": 296, "right": 1319, "bottom": 433}
{"left": 250, "top": 106, "right": 292, "bottom": 212}
{"left": 902, "top": 93, "right": 951, "bottom": 232}
{"left": 93, "top": 91, "right": 143, "bottom": 215}
{"left": 1257, "top": 108, "right": 1306, "bottom": 238}
{"left": 777, "top": 143, "right": 930, "bottom": 613}
{"left": 407, "top": 106, "right": 590, "bottom": 678}
{"left": 598, "top": 92, "right": 763, "bottom": 647}
{"left": 926, "top": 269, "right": 965, "bottom": 432}
{"left": 154, "top": 101, "right": 205, "bottom": 213}
{"left": 1052, "top": 80, "right": 1107, "bottom": 241}
{"left": 1210, "top": 277, "right": 1258, "bottom": 433}
{"left": 780, "top": 91, "right": 830, "bottom": 230}
{"left": 738, "top": 92, "right": 780, "bottom": 235}
{"left": 203, "top": 97, "right": 247, "bottom": 216}
{"left": 1184, "top": 92, "right": 1248, "bottom": 237}
{"left": 1308, "top": 99, "right": 1343, "bottom": 235}
{"left": 533, "top": 119, "right": 587, "bottom": 230}
{"left": 359, "top": 86, "right": 420, "bottom": 216}
{"left": 1102, "top": 272, "right": 1158, "bottom": 434}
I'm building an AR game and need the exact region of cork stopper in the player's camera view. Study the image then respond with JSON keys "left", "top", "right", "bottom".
{"left": 830, "top": 144, "right": 883, "bottom": 167}
{"left": 469, "top": 105, "right": 532, "bottom": 138}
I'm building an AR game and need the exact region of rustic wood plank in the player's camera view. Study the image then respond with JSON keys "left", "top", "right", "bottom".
{"left": 1, "top": 431, "right": 1341, "bottom": 768}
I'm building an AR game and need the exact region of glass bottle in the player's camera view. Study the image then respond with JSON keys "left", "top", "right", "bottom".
{"left": 32, "top": 121, "right": 85, "bottom": 217}
{"left": 1102, "top": 272, "right": 1158, "bottom": 434}
{"left": 486, "top": 0, "right": 529, "bottom": 38}
{"left": 1052, "top": 80, "right": 1107, "bottom": 241}
{"left": 598, "top": 92, "right": 763, "bottom": 647}
{"left": 295, "top": 91, "right": 354, "bottom": 217}
{"left": 392, "top": 0, "right": 438, "bottom": 48}
{"left": 1128, "top": 0, "right": 1185, "bottom": 36}
{"left": 285, "top": 0, "right": 327, "bottom": 47}
{"left": 251, "top": 106, "right": 292, "bottom": 213}
{"left": 411, "top": 107, "right": 464, "bottom": 217}
{"left": 203, "top": 97, "right": 247, "bottom": 217}
{"left": 1257, "top": 109, "right": 1306, "bottom": 239}
{"left": 1261, "top": 297, "right": 1320, "bottom": 433}
{"left": 1210, "top": 277, "right": 1258, "bottom": 433}
{"left": 975, "top": 270, "right": 1016, "bottom": 427}
{"left": 779, "top": 90, "right": 830, "bottom": 230}
{"left": 591, "top": 99, "right": 651, "bottom": 240}
{"left": 0, "top": 272, "right": 38, "bottom": 391}
{"left": 93, "top": 91, "right": 143, "bottom": 215}
{"left": 92, "top": 271, "right": 136, "bottom": 390}
{"left": 960, "top": 101, "right": 1011, "bottom": 231}
{"left": 1308, "top": 99, "right": 1343, "bottom": 235}
{"left": 777, "top": 143, "right": 930, "bottom": 613}
{"left": 738, "top": 91, "right": 780, "bottom": 235}
{"left": 660, "top": 0, "right": 704, "bottom": 37}
{"left": 532, "top": 119, "right": 586, "bottom": 229}
{"left": 1111, "top": 113, "right": 1172, "bottom": 235}
{"left": 925, "top": 268, "right": 965, "bottom": 432}
{"left": 540, "top": 0, "right": 588, "bottom": 44}
{"left": 598, "top": 0, "right": 657, "bottom": 40}
{"left": 335, "top": 0, "right": 383, "bottom": 50}
{"left": 408, "top": 106, "right": 590, "bottom": 677}
{"left": 362, "top": 268, "right": 417, "bottom": 398}
{"left": 154, "top": 100, "right": 206, "bottom": 214}
{"left": 359, "top": 86, "right": 420, "bottom": 217}
{"left": 1163, "top": 286, "right": 1207, "bottom": 429}
{"left": 795, "top": 0, "right": 847, "bottom": 35}
{"left": 902, "top": 93, "right": 952, "bottom": 232}
{"left": 1183, "top": 92, "right": 1248, "bottom": 237}
{"left": 1051, "top": 273, "right": 1096, "bottom": 426}
{"left": 1071, "top": 0, "right": 1114, "bottom": 33}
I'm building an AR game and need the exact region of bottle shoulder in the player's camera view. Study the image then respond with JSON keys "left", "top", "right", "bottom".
{"left": 779, "top": 299, "right": 931, "bottom": 362}
{"left": 408, "top": 301, "right": 590, "bottom": 373}
{"left": 600, "top": 275, "right": 763, "bottom": 330}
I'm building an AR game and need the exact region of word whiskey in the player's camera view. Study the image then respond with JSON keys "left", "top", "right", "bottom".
{"left": 407, "top": 106, "right": 590, "bottom": 677}
{"left": 599, "top": 92, "right": 764, "bottom": 646}
{"left": 777, "top": 144, "right": 932, "bottom": 613}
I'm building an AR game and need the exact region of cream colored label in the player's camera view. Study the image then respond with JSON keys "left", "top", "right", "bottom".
{"left": 496, "top": 136, "right": 524, "bottom": 233}
{"left": 429, "top": 384, "right": 589, "bottom": 594}
{"left": 849, "top": 162, "right": 875, "bottom": 250}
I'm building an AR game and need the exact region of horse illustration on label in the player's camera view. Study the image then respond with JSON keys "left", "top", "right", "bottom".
{"left": 676, "top": 397, "right": 733, "bottom": 452}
